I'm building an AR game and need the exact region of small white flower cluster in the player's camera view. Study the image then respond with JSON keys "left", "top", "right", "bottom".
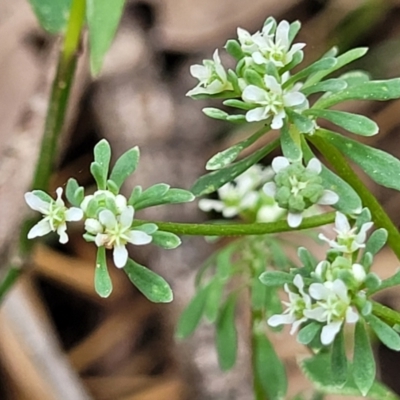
{"left": 198, "top": 164, "right": 285, "bottom": 222}
{"left": 187, "top": 18, "right": 309, "bottom": 127}
{"left": 263, "top": 156, "right": 339, "bottom": 228}
{"left": 268, "top": 212, "right": 374, "bottom": 345}
{"left": 25, "top": 188, "right": 153, "bottom": 269}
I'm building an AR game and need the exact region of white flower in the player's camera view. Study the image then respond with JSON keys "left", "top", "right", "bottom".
{"left": 252, "top": 20, "right": 305, "bottom": 68}
{"left": 263, "top": 157, "right": 339, "bottom": 228}
{"left": 237, "top": 27, "right": 267, "bottom": 54}
{"left": 187, "top": 50, "right": 233, "bottom": 96}
{"left": 268, "top": 274, "right": 312, "bottom": 334}
{"left": 81, "top": 190, "right": 127, "bottom": 214}
{"left": 25, "top": 188, "right": 83, "bottom": 244}
{"left": 93, "top": 206, "right": 152, "bottom": 268}
{"left": 256, "top": 202, "right": 285, "bottom": 223}
{"left": 319, "top": 212, "right": 373, "bottom": 253}
{"left": 198, "top": 165, "right": 270, "bottom": 218}
{"left": 304, "top": 279, "right": 358, "bottom": 345}
{"left": 242, "top": 75, "right": 307, "bottom": 128}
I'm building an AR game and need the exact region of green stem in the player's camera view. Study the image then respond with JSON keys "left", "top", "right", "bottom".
{"left": 0, "top": 0, "right": 86, "bottom": 301}
{"left": 372, "top": 301, "right": 400, "bottom": 326}
{"left": 132, "top": 212, "right": 335, "bottom": 236}
{"left": 308, "top": 134, "right": 400, "bottom": 260}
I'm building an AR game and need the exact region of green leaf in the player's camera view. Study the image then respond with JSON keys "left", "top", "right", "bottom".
{"left": 134, "top": 188, "right": 194, "bottom": 210}
{"left": 204, "top": 279, "right": 224, "bottom": 323}
{"left": 284, "top": 57, "right": 337, "bottom": 88}
{"left": 87, "top": 0, "right": 126, "bottom": 75}
{"left": 223, "top": 99, "right": 253, "bottom": 110}
{"left": 175, "top": 284, "right": 210, "bottom": 339}
{"left": 259, "top": 271, "right": 293, "bottom": 287}
{"left": 226, "top": 114, "right": 247, "bottom": 124}
{"left": 107, "top": 179, "right": 119, "bottom": 195}
{"left": 285, "top": 108, "right": 315, "bottom": 134}
{"left": 191, "top": 138, "right": 280, "bottom": 196}
{"left": 90, "top": 162, "right": 107, "bottom": 190}
{"left": 202, "top": 107, "right": 229, "bottom": 121}
{"left": 305, "top": 109, "right": 378, "bottom": 136}
{"left": 298, "top": 247, "right": 317, "bottom": 272}
{"left": 244, "top": 69, "right": 265, "bottom": 87}
{"left": 371, "top": 270, "right": 400, "bottom": 294}
{"left": 216, "top": 295, "right": 238, "bottom": 371}
{"left": 225, "top": 40, "right": 244, "bottom": 60}
{"left": 94, "top": 247, "right": 113, "bottom": 298}
{"left": 254, "top": 333, "right": 287, "bottom": 400}
{"left": 331, "top": 329, "right": 347, "bottom": 387}
{"left": 124, "top": 259, "right": 173, "bottom": 303}
{"left": 319, "top": 129, "right": 400, "bottom": 191}
{"left": 339, "top": 70, "right": 370, "bottom": 87}
{"left": 363, "top": 228, "right": 388, "bottom": 259}
{"left": 300, "top": 353, "right": 398, "bottom": 399}
{"left": 304, "top": 47, "right": 368, "bottom": 88}
{"left": 134, "top": 223, "right": 158, "bottom": 235}
{"left": 65, "top": 178, "right": 84, "bottom": 207}
{"left": 151, "top": 231, "right": 181, "bottom": 249}
{"left": 28, "top": 0, "right": 71, "bottom": 33}
{"left": 128, "top": 186, "right": 142, "bottom": 206}
{"left": 93, "top": 139, "right": 111, "bottom": 176}
{"left": 314, "top": 78, "right": 400, "bottom": 109}
{"left": 109, "top": 146, "right": 140, "bottom": 190}
{"left": 366, "top": 313, "right": 400, "bottom": 350}
{"left": 353, "top": 319, "right": 376, "bottom": 396}
{"left": 297, "top": 322, "right": 321, "bottom": 345}
{"left": 302, "top": 137, "right": 362, "bottom": 214}
{"left": 301, "top": 79, "right": 347, "bottom": 96}
{"left": 135, "top": 183, "right": 170, "bottom": 204}
{"left": 281, "top": 122, "right": 302, "bottom": 161}
{"left": 206, "top": 126, "right": 269, "bottom": 170}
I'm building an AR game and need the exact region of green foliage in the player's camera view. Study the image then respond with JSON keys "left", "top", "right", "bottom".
{"left": 109, "top": 147, "right": 140, "bottom": 189}
{"left": 94, "top": 247, "right": 113, "bottom": 298}
{"left": 365, "top": 314, "right": 400, "bottom": 351}
{"left": 124, "top": 259, "right": 173, "bottom": 303}
{"left": 66, "top": 178, "right": 84, "bottom": 207}
{"left": 86, "top": 0, "right": 127, "bottom": 75}
{"left": 151, "top": 231, "right": 181, "bottom": 249}
{"left": 331, "top": 329, "right": 347, "bottom": 387}
{"left": 259, "top": 271, "right": 293, "bottom": 286}
{"left": 28, "top": 0, "right": 72, "bottom": 33}
{"left": 297, "top": 322, "right": 321, "bottom": 345}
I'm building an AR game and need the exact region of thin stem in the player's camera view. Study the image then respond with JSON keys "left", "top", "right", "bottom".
{"left": 308, "top": 134, "right": 400, "bottom": 260}
{"left": 132, "top": 212, "right": 335, "bottom": 236}
{"left": 372, "top": 301, "right": 400, "bottom": 326}
{"left": 0, "top": 0, "right": 86, "bottom": 302}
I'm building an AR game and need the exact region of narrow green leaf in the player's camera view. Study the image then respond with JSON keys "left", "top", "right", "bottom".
{"left": 302, "top": 137, "right": 362, "bottom": 214}
{"left": 259, "top": 271, "right": 293, "bottom": 287}
{"left": 204, "top": 279, "right": 224, "bottom": 323}
{"left": 331, "top": 329, "right": 348, "bottom": 387}
{"left": 251, "top": 277, "right": 267, "bottom": 311}
{"left": 65, "top": 178, "right": 80, "bottom": 206}
{"left": 175, "top": 284, "right": 210, "bottom": 339}
{"left": 225, "top": 40, "right": 244, "bottom": 59}
{"left": 202, "top": 107, "right": 229, "bottom": 121}
{"left": 366, "top": 313, "right": 400, "bottom": 350}
{"left": 124, "top": 259, "right": 173, "bottom": 303}
{"left": 300, "top": 353, "right": 398, "bottom": 399}
{"left": 223, "top": 99, "right": 253, "bottom": 110}
{"left": 297, "top": 322, "right": 321, "bottom": 345}
{"left": 353, "top": 319, "right": 376, "bottom": 396}
{"left": 151, "top": 231, "right": 181, "bottom": 249}
{"left": 134, "top": 188, "right": 194, "bottom": 210}
{"left": 216, "top": 295, "right": 238, "bottom": 371}
{"left": 206, "top": 126, "right": 269, "bottom": 170}
{"left": 363, "top": 228, "right": 388, "bottom": 259}
{"left": 244, "top": 69, "right": 264, "bottom": 87}
{"left": 226, "top": 114, "right": 247, "bottom": 124}
{"left": 93, "top": 139, "right": 111, "bottom": 177}
{"left": 288, "top": 20, "right": 301, "bottom": 45}
{"left": 371, "top": 270, "right": 400, "bottom": 294}
{"left": 191, "top": 138, "right": 280, "bottom": 196}
{"left": 285, "top": 108, "right": 315, "bottom": 134}
{"left": 298, "top": 247, "right": 317, "bottom": 272}
{"left": 284, "top": 57, "right": 337, "bottom": 88}
{"left": 87, "top": 0, "right": 126, "bottom": 75}
{"left": 109, "top": 147, "right": 140, "bottom": 189}
{"left": 74, "top": 186, "right": 84, "bottom": 205}
{"left": 319, "top": 129, "right": 400, "bottom": 191}
{"left": 304, "top": 47, "right": 368, "bottom": 88}
{"left": 254, "top": 333, "right": 288, "bottom": 400}
{"left": 281, "top": 122, "right": 302, "bottom": 161}
{"left": 301, "top": 79, "right": 347, "bottom": 96}
{"left": 90, "top": 162, "right": 107, "bottom": 190}
{"left": 134, "top": 223, "right": 158, "bottom": 235}
{"left": 305, "top": 109, "right": 378, "bottom": 136}
{"left": 339, "top": 70, "right": 370, "bottom": 87}
{"left": 314, "top": 78, "right": 400, "bottom": 109}
{"left": 107, "top": 179, "right": 119, "bottom": 195}
{"left": 128, "top": 186, "right": 142, "bottom": 206}
{"left": 135, "top": 183, "right": 170, "bottom": 204}
{"left": 94, "top": 247, "right": 113, "bottom": 298}
{"left": 28, "top": 0, "right": 71, "bottom": 33}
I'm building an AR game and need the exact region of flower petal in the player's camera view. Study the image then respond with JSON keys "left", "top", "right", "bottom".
{"left": 55, "top": 187, "right": 65, "bottom": 207}
{"left": 304, "top": 307, "right": 326, "bottom": 322}
{"left": 346, "top": 307, "right": 359, "bottom": 324}
{"left": 57, "top": 224, "right": 69, "bottom": 244}
{"left": 306, "top": 158, "right": 322, "bottom": 174}
{"left": 287, "top": 212, "right": 303, "bottom": 228}
{"left": 198, "top": 199, "right": 225, "bottom": 213}
{"left": 246, "top": 107, "right": 268, "bottom": 122}
{"left": 127, "top": 230, "right": 152, "bottom": 245}
{"left": 113, "top": 245, "right": 128, "bottom": 268}
{"left": 271, "top": 111, "right": 285, "bottom": 129}
{"left": 283, "top": 91, "right": 306, "bottom": 107}
{"left": 309, "top": 283, "right": 329, "bottom": 300}
{"left": 27, "top": 219, "right": 52, "bottom": 239}
{"left": 335, "top": 212, "right": 350, "bottom": 234}
{"left": 190, "top": 65, "right": 209, "bottom": 81}
{"left": 264, "top": 75, "right": 281, "bottom": 94}
{"left": 318, "top": 190, "right": 339, "bottom": 205}
{"left": 222, "top": 206, "right": 239, "bottom": 218}
{"left": 99, "top": 210, "right": 117, "bottom": 229}
{"left": 275, "top": 20, "right": 290, "bottom": 49}
{"left": 242, "top": 85, "right": 267, "bottom": 103}
{"left": 332, "top": 279, "right": 349, "bottom": 302}
{"left": 65, "top": 207, "right": 84, "bottom": 222}
{"left": 120, "top": 206, "right": 134, "bottom": 228}
{"left": 272, "top": 156, "right": 290, "bottom": 173}
{"left": 25, "top": 192, "right": 50, "bottom": 213}
{"left": 267, "top": 313, "right": 294, "bottom": 327}
{"left": 321, "top": 321, "right": 342, "bottom": 345}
